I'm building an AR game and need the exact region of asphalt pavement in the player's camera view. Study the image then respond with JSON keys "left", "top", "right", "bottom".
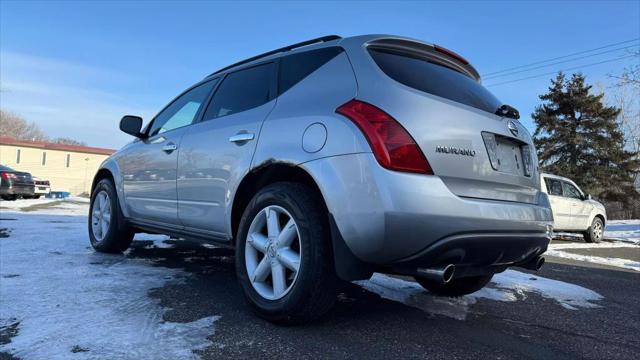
{"left": 125, "top": 239, "right": 640, "bottom": 360}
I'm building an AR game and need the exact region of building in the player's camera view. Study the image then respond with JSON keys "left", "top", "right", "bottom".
{"left": 0, "top": 137, "right": 115, "bottom": 195}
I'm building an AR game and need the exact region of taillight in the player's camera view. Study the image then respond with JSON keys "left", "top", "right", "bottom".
{"left": 336, "top": 100, "right": 433, "bottom": 174}
{"left": 1, "top": 172, "right": 16, "bottom": 180}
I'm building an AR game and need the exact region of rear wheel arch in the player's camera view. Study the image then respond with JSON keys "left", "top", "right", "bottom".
{"left": 230, "top": 162, "right": 327, "bottom": 244}
{"left": 230, "top": 161, "right": 373, "bottom": 281}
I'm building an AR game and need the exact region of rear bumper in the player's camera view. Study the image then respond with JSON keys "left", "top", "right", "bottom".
{"left": 303, "top": 153, "right": 553, "bottom": 265}
{"left": 0, "top": 184, "right": 35, "bottom": 196}
{"left": 34, "top": 186, "right": 51, "bottom": 195}
{"left": 389, "top": 231, "right": 549, "bottom": 278}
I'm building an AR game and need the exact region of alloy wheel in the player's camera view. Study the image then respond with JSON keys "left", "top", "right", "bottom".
{"left": 245, "top": 205, "right": 302, "bottom": 300}
{"left": 593, "top": 220, "right": 603, "bottom": 240}
{"left": 91, "top": 190, "right": 111, "bottom": 241}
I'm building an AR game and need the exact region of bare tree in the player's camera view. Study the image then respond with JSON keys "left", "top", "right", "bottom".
{"left": 609, "top": 49, "right": 640, "bottom": 152}
{"left": 0, "top": 110, "right": 88, "bottom": 146}
{"left": 610, "top": 49, "right": 640, "bottom": 87}
{"left": 0, "top": 110, "right": 48, "bottom": 141}
{"left": 53, "top": 137, "right": 87, "bottom": 146}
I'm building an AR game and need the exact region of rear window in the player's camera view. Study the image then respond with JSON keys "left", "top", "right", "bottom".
{"left": 278, "top": 47, "right": 343, "bottom": 95}
{"left": 0, "top": 165, "right": 15, "bottom": 172}
{"left": 368, "top": 48, "right": 502, "bottom": 114}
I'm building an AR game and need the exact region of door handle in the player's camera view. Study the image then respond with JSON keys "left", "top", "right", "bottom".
{"left": 229, "top": 132, "right": 255, "bottom": 143}
{"left": 162, "top": 143, "right": 178, "bottom": 154}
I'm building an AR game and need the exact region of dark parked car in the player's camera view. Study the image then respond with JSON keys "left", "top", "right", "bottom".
{"left": 0, "top": 165, "right": 35, "bottom": 201}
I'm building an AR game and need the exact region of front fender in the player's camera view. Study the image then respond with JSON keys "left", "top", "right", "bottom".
{"left": 95, "top": 156, "right": 129, "bottom": 218}
{"left": 588, "top": 208, "right": 607, "bottom": 227}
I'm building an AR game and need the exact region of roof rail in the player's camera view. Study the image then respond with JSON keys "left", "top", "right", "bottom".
{"left": 208, "top": 35, "right": 342, "bottom": 76}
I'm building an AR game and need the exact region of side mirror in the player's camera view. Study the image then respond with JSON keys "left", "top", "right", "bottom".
{"left": 119, "top": 115, "right": 145, "bottom": 138}
{"left": 584, "top": 194, "right": 592, "bottom": 201}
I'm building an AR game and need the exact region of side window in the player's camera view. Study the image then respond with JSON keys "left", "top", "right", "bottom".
{"left": 202, "top": 63, "right": 274, "bottom": 121}
{"left": 148, "top": 80, "right": 217, "bottom": 137}
{"left": 562, "top": 182, "right": 582, "bottom": 200}
{"left": 544, "top": 178, "right": 563, "bottom": 196}
{"left": 278, "top": 47, "right": 343, "bottom": 95}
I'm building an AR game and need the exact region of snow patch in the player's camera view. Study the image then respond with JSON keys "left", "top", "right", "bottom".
{"left": 0, "top": 209, "right": 218, "bottom": 359}
{"left": 605, "top": 220, "right": 640, "bottom": 245}
{"left": 357, "top": 270, "right": 603, "bottom": 320}
{"left": 549, "top": 241, "right": 637, "bottom": 250}
{"left": 0, "top": 197, "right": 89, "bottom": 216}
{"left": 547, "top": 238, "right": 640, "bottom": 271}
{"left": 545, "top": 249, "right": 640, "bottom": 271}
{"left": 486, "top": 270, "right": 603, "bottom": 310}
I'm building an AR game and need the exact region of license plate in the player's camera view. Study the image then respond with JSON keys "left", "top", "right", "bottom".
{"left": 495, "top": 137, "right": 523, "bottom": 175}
{"left": 38, "top": 187, "right": 47, "bottom": 190}
{"left": 482, "top": 132, "right": 530, "bottom": 176}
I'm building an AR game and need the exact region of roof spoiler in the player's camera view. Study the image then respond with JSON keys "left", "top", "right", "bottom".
{"left": 208, "top": 35, "right": 342, "bottom": 77}
{"left": 367, "top": 38, "right": 481, "bottom": 81}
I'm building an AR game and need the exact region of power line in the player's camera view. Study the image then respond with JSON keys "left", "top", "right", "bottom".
{"left": 484, "top": 54, "right": 639, "bottom": 87}
{"left": 484, "top": 44, "right": 639, "bottom": 80}
{"left": 482, "top": 38, "right": 640, "bottom": 77}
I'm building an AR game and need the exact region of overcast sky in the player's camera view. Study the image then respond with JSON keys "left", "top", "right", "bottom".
{"left": 1, "top": 0, "right": 639, "bottom": 149}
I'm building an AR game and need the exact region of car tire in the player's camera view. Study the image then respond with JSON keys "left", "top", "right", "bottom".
{"left": 33, "top": 195, "right": 41, "bottom": 199}
{"left": 583, "top": 217, "right": 603, "bottom": 243}
{"left": 235, "top": 182, "right": 338, "bottom": 324}
{"left": 1, "top": 195, "right": 17, "bottom": 201}
{"left": 414, "top": 274, "right": 493, "bottom": 297}
{"left": 88, "top": 178, "right": 135, "bottom": 253}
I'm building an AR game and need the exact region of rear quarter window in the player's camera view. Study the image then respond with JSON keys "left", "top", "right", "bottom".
{"left": 278, "top": 47, "right": 343, "bottom": 95}
{"left": 203, "top": 63, "right": 275, "bottom": 120}
{"left": 368, "top": 48, "right": 502, "bottom": 114}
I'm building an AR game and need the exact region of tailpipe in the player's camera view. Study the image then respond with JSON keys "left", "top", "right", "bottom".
{"left": 517, "top": 256, "right": 545, "bottom": 271}
{"left": 417, "top": 264, "right": 456, "bottom": 284}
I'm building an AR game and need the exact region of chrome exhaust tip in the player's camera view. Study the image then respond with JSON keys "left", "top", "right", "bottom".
{"left": 417, "top": 264, "right": 456, "bottom": 284}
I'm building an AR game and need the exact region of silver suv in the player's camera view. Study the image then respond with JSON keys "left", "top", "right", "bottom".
{"left": 88, "top": 35, "right": 553, "bottom": 323}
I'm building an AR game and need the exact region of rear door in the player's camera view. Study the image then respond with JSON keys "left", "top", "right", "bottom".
{"left": 562, "top": 181, "right": 589, "bottom": 230}
{"left": 362, "top": 44, "right": 539, "bottom": 204}
{"left": 177, "top": 62, "right": 277, "bottom": 236}
{"left": 544, "top": 177, "right": 571, "bottom": 230}
{"left": 119, "top": 80, "right": 217, "bottom": 225}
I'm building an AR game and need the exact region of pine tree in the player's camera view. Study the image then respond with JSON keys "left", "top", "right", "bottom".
{"left": 533, "top": 72, "right": 639, "bottom": 204}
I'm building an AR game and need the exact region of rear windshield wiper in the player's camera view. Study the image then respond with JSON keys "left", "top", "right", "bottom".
{"left": 495, "top": 104, "right": 520, "bottom": 119}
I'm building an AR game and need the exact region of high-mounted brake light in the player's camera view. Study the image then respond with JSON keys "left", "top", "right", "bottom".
{"left": 336, "top": 100, "right": 433, "bottom": 174}
{"left": 434, "top": 45, "right": 469, "bottom": 65}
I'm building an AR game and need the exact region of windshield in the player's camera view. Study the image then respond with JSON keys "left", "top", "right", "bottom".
{"left": 368, "top": 48, "right": 502, "bottom": 114}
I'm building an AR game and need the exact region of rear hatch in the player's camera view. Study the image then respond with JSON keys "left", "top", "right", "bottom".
{"left": 361, "top": 38, "right": 539, "bottom": 204}
{"left": 12, "top": 172, "right": 34, "bottom": 186}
